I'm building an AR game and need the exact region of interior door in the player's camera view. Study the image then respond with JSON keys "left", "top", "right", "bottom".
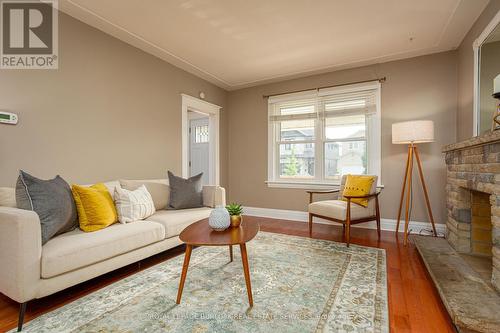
{"left": 189, "top": 117, "right": 210, "bottom": 185}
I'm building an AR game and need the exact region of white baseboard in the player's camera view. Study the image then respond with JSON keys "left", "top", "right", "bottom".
{"left": 243, "top": 206, "right": 447, "bottom": 235}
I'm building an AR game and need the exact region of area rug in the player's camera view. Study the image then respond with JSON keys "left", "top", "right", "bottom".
{"left": 17, "top": 232, "right": 388, "bottom": 333}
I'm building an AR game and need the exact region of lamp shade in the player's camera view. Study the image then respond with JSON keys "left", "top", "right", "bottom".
{"left": 392, "top": 120, "right": 434, "bottom": 144}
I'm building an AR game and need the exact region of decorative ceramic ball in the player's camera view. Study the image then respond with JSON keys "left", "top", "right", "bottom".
{"left": 209, "top": 205, "right": 230, "bottom": 231}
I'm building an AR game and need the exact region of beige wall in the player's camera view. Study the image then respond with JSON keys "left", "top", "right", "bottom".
{"left": 0, "top": 13, "right": 228, "bottom": 187}
{"left": 457, "top": 0, "right": 500, "bottom": 141}
{"left": 227, "top": 51, "right": 458, "bottom": 223}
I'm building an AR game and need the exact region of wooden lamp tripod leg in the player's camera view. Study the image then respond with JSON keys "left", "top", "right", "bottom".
{"left": 413, "top": 146, "right": 437, "bottom": 236}
{"left": 403, "top": 145, "right": 414, "bottom": 246}
{"left": 396, "top": 145, "right": 412, "bottom": 234}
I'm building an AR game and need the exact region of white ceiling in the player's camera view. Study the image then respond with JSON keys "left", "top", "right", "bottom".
{"left": 59, "top": 0, "right": 489, "bottom": 90}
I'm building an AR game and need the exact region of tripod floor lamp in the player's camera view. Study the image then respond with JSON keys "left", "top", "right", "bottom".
{"left": 392, "top": 120, "right": 437, "bottom": 245}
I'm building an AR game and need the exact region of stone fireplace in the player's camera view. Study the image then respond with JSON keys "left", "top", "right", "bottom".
{"left": 444, "top": 131, "right": 500, "bottom": 292}
{"left": 413, "top": 131, "right": 500, "bottom": 332}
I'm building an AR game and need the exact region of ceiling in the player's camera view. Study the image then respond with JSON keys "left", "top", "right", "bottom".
{"left": 59, "top": 0, "right": 490, "bottom": 90}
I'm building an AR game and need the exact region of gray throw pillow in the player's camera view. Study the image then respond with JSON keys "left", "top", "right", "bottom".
{"left": 167, "top": 171, "right": 203, "bottom": 209}
{"left": 16, "top": 170, "right": 77, "bottom": 244}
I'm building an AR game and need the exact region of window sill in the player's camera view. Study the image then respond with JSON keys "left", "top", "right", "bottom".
{"left": 266, "top": 180, "right": 385, "bottom": 190}
{"left": 266, "top": 181, "right": 340, "bottom": 190}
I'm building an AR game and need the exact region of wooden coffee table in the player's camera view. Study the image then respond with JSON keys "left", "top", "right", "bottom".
{"left": 175, "top": 218, "right": 259, "bottom": 307}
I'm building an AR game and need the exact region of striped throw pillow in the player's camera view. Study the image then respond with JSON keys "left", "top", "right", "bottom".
{"left": 114, "top": 185, "right": 155, "bottom": 223}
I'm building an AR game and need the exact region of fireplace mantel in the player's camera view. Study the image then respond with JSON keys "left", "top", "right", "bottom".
{"left": 443, "top": 130, "right": 500, "bottom": 153}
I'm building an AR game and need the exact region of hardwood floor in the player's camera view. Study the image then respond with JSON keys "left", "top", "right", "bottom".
{"left": 0, "top": 216, "right": 456, "bottom": 333}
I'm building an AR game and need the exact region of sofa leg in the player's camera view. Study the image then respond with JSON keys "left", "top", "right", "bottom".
{"left": 17, "top": 302, "right": 27, "bottom": 332}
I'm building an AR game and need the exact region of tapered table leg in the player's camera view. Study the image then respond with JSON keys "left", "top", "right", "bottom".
{"left": 229, "top": 245, "right": 233, "bottom": 262}
{"left": 176, "top": 244, "right": 192, "bottom": 304}
{"left": 240, "top": 243, "right": 253, "bottom": 307}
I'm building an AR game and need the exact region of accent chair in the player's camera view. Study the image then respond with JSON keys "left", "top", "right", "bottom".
{"left": 307, "top": 175, "right": 381, "bottom": 246}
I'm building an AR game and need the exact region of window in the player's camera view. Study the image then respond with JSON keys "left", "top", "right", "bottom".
{"left": 267, "top": 81, "right": 381, "bottom": 188}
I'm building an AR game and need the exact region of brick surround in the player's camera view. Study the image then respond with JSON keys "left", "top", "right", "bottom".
{"left": 443, "top": 131, "right": 500, "bottom": 292}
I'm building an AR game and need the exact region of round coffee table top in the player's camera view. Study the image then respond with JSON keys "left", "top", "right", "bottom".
{"left": 179, "top": 218, "right": 259, "bottom": 246}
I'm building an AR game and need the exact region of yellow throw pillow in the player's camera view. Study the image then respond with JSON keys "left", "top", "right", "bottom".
{"left": 342, "top": 175, "right": 375, "bottom": 207}
{"left": 71, "top": 183, "right": 118, "bottom": 232}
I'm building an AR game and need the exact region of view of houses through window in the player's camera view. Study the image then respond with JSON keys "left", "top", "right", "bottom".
{"left": 278, "top": 113, "right": 367, "bottom": 180}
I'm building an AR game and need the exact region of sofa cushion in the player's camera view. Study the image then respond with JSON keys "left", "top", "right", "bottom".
{"left": 146, "top": 207, "right": 212, "bottom": 238}
{"left": 120, "top": 179, "right": 169, "bottom": 210}
{"left": 167, "top": 171, "right": 203, "bottom": 209}
{"left": 16, "top": 170, "right": 78, "bottom": 244}
{"left": 41, "top": 220, "right": 165, "bottom": 278}
{"left": 72, "top": 183, "right": 118, "bottom": 232}
{"left": 309, "top": 200, "right": 375, "bottom": 221}
{"left": 114, "top": 185, "right": 156, "bottom": 223}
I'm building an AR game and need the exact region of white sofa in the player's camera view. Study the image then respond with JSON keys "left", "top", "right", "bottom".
{"left": 0, "top": 179, "right": 225, "bottom": 331}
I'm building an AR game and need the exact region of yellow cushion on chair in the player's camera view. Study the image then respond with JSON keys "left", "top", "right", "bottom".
{"left": 71, "top": 183, "right": 118, "bottom": 232}
{"left": 341, "top": 175, "right": 375, "bottom": 207}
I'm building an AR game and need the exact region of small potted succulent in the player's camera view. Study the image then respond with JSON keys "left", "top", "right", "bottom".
{"left": 226, "top": 203, "right": 243, "bottom": 228}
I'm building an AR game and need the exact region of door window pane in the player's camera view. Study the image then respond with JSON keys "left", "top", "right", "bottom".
{"left": 324, "top": 141, "right": 366, "bottom": 180}
{"left": 194, "top": 125, "right": 209, "bottom": 143}
{"left": 279, "top": 143, "right": 315, "bottom": 178}
{"left": 280, "top": 119, "right": 315, "bottom": 141}
{"left": 325, "top": 115, "right": 365, "bottom": 140}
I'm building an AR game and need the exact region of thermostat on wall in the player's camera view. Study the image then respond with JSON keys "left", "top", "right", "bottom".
{"left": 0, "top": 111, "right": 18, "bottom": 125}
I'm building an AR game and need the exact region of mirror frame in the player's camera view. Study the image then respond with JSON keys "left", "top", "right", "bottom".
{"left": 473, "top": 10, "right": 500, "bottom": 136}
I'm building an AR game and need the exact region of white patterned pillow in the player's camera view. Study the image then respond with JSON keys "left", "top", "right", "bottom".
{"left": 114, "top": 185, "right": 156, "bottom": 223}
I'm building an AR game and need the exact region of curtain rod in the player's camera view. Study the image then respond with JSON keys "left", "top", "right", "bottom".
{"left": 262, "top": 77, "right": 386, "bottom": 99}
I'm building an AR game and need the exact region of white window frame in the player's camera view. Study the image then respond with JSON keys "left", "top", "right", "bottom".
{"left": 267, "top": 81, "right": 381, "bottom": 189}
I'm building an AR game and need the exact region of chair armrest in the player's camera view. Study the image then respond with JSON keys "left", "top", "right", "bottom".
{"left": 306, "top": 189, "right": 340, "bottom": 194}
{"left": 307, "top": 189, "right": 340, "bottom": 203}
{"left": 0, "top": 207, "right": 41, "bottom": 303}
{"left": 343, "top": 190, "right": 382, "bottom": 199}
{"left": 203, "top": 186, "right": 226, "bottom": 208}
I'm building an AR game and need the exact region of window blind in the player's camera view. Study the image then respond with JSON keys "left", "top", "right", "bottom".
{"left": 322, "top": 88, "right": 377, "bottom": 118}
{"left": 269, "top": 86, "right": 378, "bottom": 122}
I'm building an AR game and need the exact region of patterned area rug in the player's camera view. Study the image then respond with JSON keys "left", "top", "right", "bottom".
{"left": 17, "top": 232, "right": 388, "bottom": 333}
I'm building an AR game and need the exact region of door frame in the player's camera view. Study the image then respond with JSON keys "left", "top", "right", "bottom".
{"left": 189, "top": 115, "right": 210, "bottom": 184}
{"left": 181, "top": 94, "right": 221, "bottom": 185}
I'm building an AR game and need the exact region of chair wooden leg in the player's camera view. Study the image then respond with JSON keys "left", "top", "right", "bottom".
{"left": 308, "top": 213, "right": 313, "bottom": 237}
{"left": 345, "top": 221, "right": 351, "bottom": 247}
{"left": 375, "top": 196, "right": 381, "bottom": 239}
{"left": 17, "top": 302, "right": 27, "bottom": 332}
{"left": 346, "top": 199, "right": 351, "bottom": 247}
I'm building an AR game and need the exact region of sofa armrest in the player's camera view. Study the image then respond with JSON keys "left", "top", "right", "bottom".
{"left": 203, "top": 186, "right": 226, "bottom": 208}
{"left": 0, "top": 207, "right": 41, "bottom": 303}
